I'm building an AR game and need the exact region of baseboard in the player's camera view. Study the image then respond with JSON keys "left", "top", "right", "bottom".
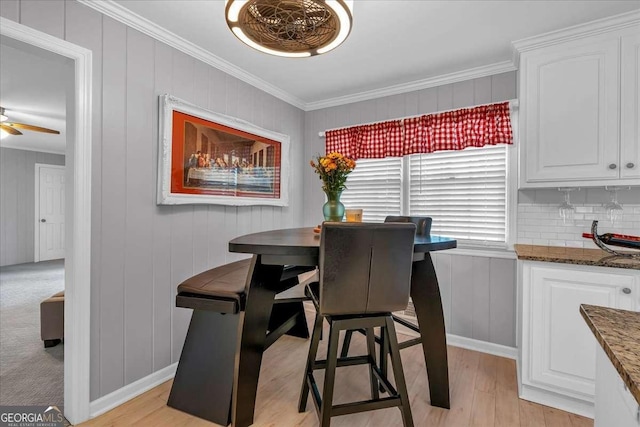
{"left": 89, "top": 318, "right": 514, "bottom": 420}
{"left": 520, "top": 383, "right": 594, "bottom": 418}
{"left": 393, "top": 316, "right": 518, "bottom": 360}
{"left": 445, "top": 334, "right": 518, "bottom": 360}
{"left": 89, "top": 362, "right": 178, "bottom": 418}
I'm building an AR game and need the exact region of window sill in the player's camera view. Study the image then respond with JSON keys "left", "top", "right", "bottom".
{"left": 440, "top": 246, "right": 517, "bottom": 259}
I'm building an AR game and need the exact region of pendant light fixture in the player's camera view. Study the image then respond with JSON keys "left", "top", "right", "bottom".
{"left": 225, "top": 0, "right": 354, "bottom": 58}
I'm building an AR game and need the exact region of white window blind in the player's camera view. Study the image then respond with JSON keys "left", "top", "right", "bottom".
{"left": 340, "top": 145, "right": 508, "bottom": 246}
{"left": 408, "top": 145, "right": 507, "bottom": 245}
{"left": 341, "top": 157, "right": 402, "bottom": 222}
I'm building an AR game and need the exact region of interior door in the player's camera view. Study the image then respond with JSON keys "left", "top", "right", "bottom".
{"left": 38, "top": 165, "right": 65, "bottom": 261}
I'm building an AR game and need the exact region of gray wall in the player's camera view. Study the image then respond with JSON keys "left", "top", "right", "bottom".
{"left": 303, "top": 72, "right": 519, "bottom": 348}
{"left": 0, "top": 1, "right": 305, "bottom": 400}
{"left": 0, "top": 148, "right": 66, "bottom": 267}
{"left": 433, "top": 253, "right": 516, "bottom": 347}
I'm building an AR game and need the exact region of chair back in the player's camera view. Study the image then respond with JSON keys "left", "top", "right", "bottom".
{"left": 318, "top": 222, "right": 416, "bottom": 316}
{"left": 384, "top": 216, "right": 432, "bottom": 236}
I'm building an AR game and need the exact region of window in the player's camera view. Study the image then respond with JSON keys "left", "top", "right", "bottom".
{"left": 340, "top": 157, "right": 402, "bottom": 223}
{"left": 341, "top": 145, "right": 508, "bottom": 247}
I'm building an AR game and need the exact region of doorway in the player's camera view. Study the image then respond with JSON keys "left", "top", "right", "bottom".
{"left": 35, "top": 164, "right": 66, "bottom": 262}
{"left": 0, "top": 17, "right": 93, "bottom": 424}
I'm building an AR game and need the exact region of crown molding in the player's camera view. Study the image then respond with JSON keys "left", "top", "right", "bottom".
{"left": 77, "top": 0, "right": 307, "bottom": 110}
{"left": 512, "top": 9, "right": 640, "bottom": 54}
{"left": 77, "top": 1, "right": 518, "bottom": 112}
{"left": 304, "top": 60, "right": 517, "bottom": 111}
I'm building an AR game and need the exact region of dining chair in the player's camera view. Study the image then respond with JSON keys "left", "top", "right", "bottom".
{"left": 340, "top": 216, "right": 432, "bottom": 386}
{"left": 299, "top": 222, "right": 416, "bottom": 427}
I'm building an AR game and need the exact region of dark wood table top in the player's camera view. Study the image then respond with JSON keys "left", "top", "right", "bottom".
{"left": 229, "top": 227, "right": 457, "bottom": 256}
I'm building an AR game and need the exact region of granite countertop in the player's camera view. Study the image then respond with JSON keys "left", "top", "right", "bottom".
{"left": 514, "top": 244, "right": 640, "bottom": 270}
{"left": 580, "top": 304, "right": 640, "bottom": 405}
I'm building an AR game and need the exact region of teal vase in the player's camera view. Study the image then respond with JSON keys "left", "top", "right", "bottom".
{"left": 323, "top": 189, "right": 345, "bottom": 222}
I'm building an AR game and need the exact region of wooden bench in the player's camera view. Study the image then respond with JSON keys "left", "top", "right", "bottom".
{"left": 168, "top": 257, "right": 317, "bottom": 425}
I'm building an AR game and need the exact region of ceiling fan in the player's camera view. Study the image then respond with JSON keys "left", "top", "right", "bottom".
{"left": 0, "top": 106, "right": 60, "bottom": 137}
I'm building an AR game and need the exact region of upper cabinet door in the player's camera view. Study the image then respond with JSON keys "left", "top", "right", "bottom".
{"left": 520, "top": 37, "right": 620, "bottom": 185}
{"left": 621, "top": 33, "right": 640, "bottom": 179}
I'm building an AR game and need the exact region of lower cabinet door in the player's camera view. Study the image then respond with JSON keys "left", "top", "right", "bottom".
{"left": 526, "top": 264, "right": 637, "bottom": 400}
{"left": 595, "top": 345, "right": 639, "bottom": 427}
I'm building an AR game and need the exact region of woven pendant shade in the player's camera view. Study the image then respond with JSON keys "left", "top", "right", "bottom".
{"left": 226, "top": 0, "right": 353, "bottom": 57}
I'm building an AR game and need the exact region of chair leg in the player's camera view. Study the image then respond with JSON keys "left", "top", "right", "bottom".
{"left": 385, "top": 316, "right": 414, "bottom": 427}
{"left": 340, "top": 329, "right": 353, "bottom": 358}
{"left": 298, "top": 312, "right": 324, "bottom": 413}
{"left": 320, "top": 321, "right": 341, "bottom": 427}
{"left": 365, "top": 327, "right": 379, "bottom": 400}
{"left": 379, "top": 326, "right": 389, "bottom": 392}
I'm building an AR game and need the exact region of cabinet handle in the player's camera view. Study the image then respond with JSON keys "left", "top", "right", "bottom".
{"left": 622, "top": 287, "right": 632, "bottom": 294}
{"left": 608, "top": 163, "right": 617, "bottom": 169}
{"left": 627, "top": 162, "right": 635, "bottom": 169}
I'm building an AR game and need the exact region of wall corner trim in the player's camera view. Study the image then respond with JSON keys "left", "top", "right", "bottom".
{"left": 89, "top": 363, "right": 178, "bottom": 419}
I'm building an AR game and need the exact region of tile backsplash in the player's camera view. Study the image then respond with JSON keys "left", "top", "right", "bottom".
{"left": 517, "top": 203, "right": 640, "bottom": 248}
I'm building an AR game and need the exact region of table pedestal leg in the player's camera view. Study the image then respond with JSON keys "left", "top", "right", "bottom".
{"left": 232, "top": 255, "right": 283, "bottom": 427}
{"left": 411, "top": 253, "right": 450, "bottom": 409}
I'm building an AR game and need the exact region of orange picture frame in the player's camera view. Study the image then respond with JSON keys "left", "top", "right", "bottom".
{"left": 157, "top": 94, "right": 290, "bottom": 206}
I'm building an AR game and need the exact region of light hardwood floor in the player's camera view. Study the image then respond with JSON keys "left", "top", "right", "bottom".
{"left": 81, "top": 312, "right": 593, "bottom": 427}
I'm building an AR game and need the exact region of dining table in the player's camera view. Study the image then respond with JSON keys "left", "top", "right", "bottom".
{"left": 226, "top": 226, "right": 457, "bottom": 427}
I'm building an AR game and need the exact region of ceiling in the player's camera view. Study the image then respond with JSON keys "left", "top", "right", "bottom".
{"left": 0, "top": 1, "right": 636, "bottom": 156}
{"left": 103, "top": 0, "right": 638, "bottom": 109}
{"left": 0, "top": 37, "right": 71, "bottom": 154}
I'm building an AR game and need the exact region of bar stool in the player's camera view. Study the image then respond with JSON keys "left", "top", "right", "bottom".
{"left": 340, "top": 216, "right": 432, "bottom": 382}
{"left": 299, "top": 222, "right": 416, "bottom": 427}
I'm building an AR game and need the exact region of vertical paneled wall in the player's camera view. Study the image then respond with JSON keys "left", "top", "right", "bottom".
{"left": 303, "top": 73, "right": 519, "bottom": 348}
{"left": 0, "top": 148, "right": 65, "bottom": 267}
{"left": 432, "top": 253, "right": 516, "bottom": 347}
{"left": 1, "top": 1, "right": 305, "bottom": 400}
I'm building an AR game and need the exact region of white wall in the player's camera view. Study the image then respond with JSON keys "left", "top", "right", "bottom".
{"left": 0, "top": 147, "right": 65, "bottom": 267}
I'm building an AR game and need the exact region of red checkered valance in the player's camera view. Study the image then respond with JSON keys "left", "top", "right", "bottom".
{"left": 325, "top": 102, "right": 513, "bottom": 159}
{"left": 325, "top": 120, "right": 403, "bottom": 159}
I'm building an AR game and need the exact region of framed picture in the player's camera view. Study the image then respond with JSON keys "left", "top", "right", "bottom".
{"left": 157, "top": 94, "right": 290, "bottom": 206}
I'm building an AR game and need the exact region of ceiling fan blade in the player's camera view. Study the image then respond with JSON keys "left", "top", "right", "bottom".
{"left": 0, "top": 124, "right": 23, "bottom": 135}
{"left": 7, "top": 122, "right": 60, "bottom": 134}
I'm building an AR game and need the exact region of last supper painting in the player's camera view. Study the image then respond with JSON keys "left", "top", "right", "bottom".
{"left": 158, "top": 94, "right": 290, "bottom": 206}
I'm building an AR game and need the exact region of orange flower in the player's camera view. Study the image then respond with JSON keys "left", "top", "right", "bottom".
{"left": 310, "top": 152, "right": 356, "bottom": 193}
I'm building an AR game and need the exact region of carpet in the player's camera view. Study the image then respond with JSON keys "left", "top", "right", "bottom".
{"left": 0, "top": 260, "right": 64, "bottom": 406}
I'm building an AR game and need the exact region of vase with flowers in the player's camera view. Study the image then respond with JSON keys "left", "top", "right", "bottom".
{"left": 310, "top": 152, "right": 356, "bottom": 221}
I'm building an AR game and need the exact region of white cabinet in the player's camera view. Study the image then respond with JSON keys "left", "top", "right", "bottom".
{"left": 518, "top": 261, "right": 640, "bottom": 417}
{"left": 594, "top": 345, "right": 640, "bottom": 427}
{"left": 517, "top": 21, "right": 640, "bottom": 188}
{"left": 621, "top": 32, "right": 640, "bottom": 180}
